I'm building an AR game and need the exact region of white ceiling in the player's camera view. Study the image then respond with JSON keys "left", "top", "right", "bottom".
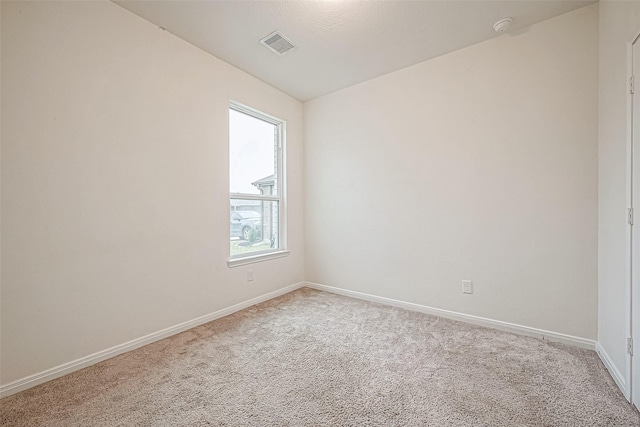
{"left": 114, "top": 0, "right": 595, "bottom": 102}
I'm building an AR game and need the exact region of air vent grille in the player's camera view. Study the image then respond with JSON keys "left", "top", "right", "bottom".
{"left": 260, "top": 31, "right": 296, "bottom": 55}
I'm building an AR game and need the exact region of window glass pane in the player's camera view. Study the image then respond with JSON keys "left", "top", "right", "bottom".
{"left": 230, "top": 199, "right": 279, "bottom": 257}
{"left": 229, "top": 109, "right": 278, "bottom": 196}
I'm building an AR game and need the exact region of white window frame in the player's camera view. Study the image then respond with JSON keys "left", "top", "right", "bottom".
{"left": 227, "top": 102, "right": 288, "bottom": 267}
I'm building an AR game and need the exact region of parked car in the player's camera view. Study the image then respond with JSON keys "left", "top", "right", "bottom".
{"left": 230, "top": 211, "right": 262, "bottom": 241}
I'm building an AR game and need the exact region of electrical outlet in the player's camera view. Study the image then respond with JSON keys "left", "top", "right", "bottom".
{"left": 247, "top": 270, "right": 254, "bottom": 282}
{"left": 462, "top": 280, "right": 473, "bottom": 294}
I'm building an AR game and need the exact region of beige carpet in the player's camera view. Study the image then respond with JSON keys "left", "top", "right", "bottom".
{"left": 1, "top": 288, "right": 638, "bottom": 426}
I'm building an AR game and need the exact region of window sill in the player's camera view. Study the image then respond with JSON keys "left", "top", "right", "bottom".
{"left": 227, "top": 250, "right": 290, "bottom": 268}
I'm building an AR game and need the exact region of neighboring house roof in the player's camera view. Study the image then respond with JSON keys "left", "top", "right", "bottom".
{"left": 251, "top": 173, "right": 276, "bottom": 188}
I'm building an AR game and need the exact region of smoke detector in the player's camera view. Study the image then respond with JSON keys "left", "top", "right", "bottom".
{"left": 493, "top": 17, "right": 513, "bottom": 33}
{"left": 260, "top": 30, "right": 296, "bottom": 55}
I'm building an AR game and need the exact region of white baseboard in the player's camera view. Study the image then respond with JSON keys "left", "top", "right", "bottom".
{"left": 595, "top": 342, "right": 628, "bottom": 399}
{"left": 1, "top": 281, "right": 604, "bottom": 399}
{"left": 304, "top": 281, "right": 596, "bottom": 350}
{"left": 0, "top": 282, "right": 306, "bottom": 399}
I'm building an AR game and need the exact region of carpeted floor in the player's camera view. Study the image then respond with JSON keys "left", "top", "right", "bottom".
{"left": 1, "top": 287, "right": 638, "bottom": 426}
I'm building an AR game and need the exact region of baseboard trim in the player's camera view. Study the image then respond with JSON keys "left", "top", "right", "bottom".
{"left": 0, "top": 281, "right": 306, "bottom": 398}
{"left": 304, "top": 282, "right": 596, "bottom": 350}
{"left": 595, "top": 342, "right": 628, "bottom": 398}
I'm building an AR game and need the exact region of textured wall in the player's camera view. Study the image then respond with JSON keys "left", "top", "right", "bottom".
{"left": 1, "top": 1, "right": 304, "bottom": 385}
{"left": 305, "top": 5, "right": 598, "bottom": 340}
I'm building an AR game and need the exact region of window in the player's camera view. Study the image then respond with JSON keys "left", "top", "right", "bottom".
{"left": 228, "top": 103, "right": 286, "bottom": 265}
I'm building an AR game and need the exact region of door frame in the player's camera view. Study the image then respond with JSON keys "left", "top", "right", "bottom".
{"left": 627, "top": 30, "right": 640, "bottom": 407}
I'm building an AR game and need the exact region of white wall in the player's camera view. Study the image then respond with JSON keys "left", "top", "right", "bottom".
{"left": 305, "top": 5, "right": 598, "bottom": 340}
{"left": 1, "top": 0, "right": 616, "bottom": 396}
{"left": 1, "top": 1, "right": 304, "bottom": 385}
{"left": 598, "top": 0, "right": 640, "bottom": 396}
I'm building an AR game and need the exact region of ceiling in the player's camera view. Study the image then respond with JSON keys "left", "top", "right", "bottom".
{"left": 114, "top": 0, "right": 595, "bottom": 102}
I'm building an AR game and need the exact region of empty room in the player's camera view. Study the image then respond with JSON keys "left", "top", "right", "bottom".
{"left": 2, "top": 0, "right": 640, "bottom": 425}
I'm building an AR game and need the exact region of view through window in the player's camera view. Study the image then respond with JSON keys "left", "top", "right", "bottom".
{"left": 229, "top": 104, "right": 284, "bottom": 259}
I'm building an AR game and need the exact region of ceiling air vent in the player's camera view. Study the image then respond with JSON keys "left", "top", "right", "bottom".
{"left": 260, "top": 30, "right": 296, "bottom": 56}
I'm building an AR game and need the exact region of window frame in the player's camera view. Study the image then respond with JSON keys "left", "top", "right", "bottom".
{"left": 227, "top": 102, "right": 289, "bottom": 267}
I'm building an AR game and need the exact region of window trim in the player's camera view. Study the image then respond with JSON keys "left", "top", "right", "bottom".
{"left": 227, "top": 249, "right": 290, "bottom": 268}
{"left": 228, "top": 102, "right": 286, "bottom": 265}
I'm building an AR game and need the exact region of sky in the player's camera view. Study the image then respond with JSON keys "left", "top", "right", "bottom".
{"left": 229, "top": 109, "right": 276, "bottom": 195}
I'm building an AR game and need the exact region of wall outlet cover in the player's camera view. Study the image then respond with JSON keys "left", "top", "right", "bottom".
{"left": 462, "top": 280, "right": 473, "bottom": 294}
